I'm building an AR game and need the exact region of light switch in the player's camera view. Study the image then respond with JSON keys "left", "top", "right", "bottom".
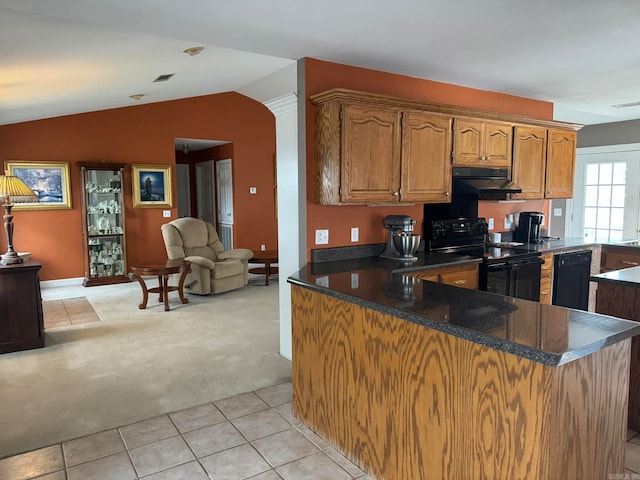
{"left": 249, "top": 187, "right": 257, "bottom": 194}
{"left": 554, "top": 208, "right": 563, "bottom": 217}
{"left": 351, "top": 227, "right": 359, "bottom": 242}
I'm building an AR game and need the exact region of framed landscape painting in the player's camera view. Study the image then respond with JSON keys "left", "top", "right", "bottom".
{"left": 132, "top": 164, "right": 173, "bottom": 208}
{"left": 4, "top": 161, "right": 72, "bottom": 210}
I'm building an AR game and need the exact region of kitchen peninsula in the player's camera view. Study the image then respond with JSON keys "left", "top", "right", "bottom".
{"left": 592, "top": 266, "right": 640, "bottom": 432}
{"left": 289, "top": 256, "right": 640, "bottom": 480}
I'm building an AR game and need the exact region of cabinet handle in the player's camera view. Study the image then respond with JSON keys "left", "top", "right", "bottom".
{"left": 622, "top": 260, "right": 639, "bottom": 266}
{"left": 392, "top": 191, "right": 399, "bottom": 196}
{"left": 540, "top": 289, "right": 550, "bottom": 295}
{"left": 454, "top": 280, "right": 467, "bottom": 285}
{"left": 542, "top": 265, "right": 551, "bottom": 270}
{"left": 445, "top": 191, "right": 450, "bottom": 196}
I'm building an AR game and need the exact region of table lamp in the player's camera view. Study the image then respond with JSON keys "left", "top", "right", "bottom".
{"left": 0, "top": 174, "right": 37, "bottom": 265}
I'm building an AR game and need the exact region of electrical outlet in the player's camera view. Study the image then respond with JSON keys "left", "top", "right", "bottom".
{"left": 249, "top": 187, "right": 257, "bottom": 194}
{"left": 488, "top": 218, "right": 494, "bottom": 230}
{"left": 315, "top": 229, "right": 329, "bottom": 245}
{"left": 351, "top": 273, "right": 359, "bottom": 289}
{"left": 351, "top": 227, "right": 359, "bottom": 242}
{"left": 260, "top": 244, "right": 266, "bottom": 251}
{"left": 162, "top": 210, "right": 171, "bottom": 218}
{"left": 315, "top": 276, "right": 329, "bottom": 288}
{"left": 554, "top": 208, "right": 562, "bottom": 217}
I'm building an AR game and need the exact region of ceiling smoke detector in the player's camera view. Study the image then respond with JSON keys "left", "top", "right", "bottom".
{"left": 183, "top": 47, "right": 204, "bottom": 56}
{"left": 129, "top": 94, "right": 144, "bottom": 101}
{"left": 612, "top": 101, "right": 640, "bottom": 108}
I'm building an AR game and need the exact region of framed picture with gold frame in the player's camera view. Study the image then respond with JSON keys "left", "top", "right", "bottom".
{"left": 131, "top": 164, "right": 173, "bottom": 208}
{"left": 4, "top": 161, "right": 72, "bottom": 210}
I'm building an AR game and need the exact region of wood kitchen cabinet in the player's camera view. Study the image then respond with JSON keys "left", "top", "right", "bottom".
{"left": 452, "top": 118, "right": 512, "bottom": 167}
{"left": 408, "top": 263, "right": 479, "bottom": 290}
{"left": 545, "top": 129, "right": 577, "bottom": 199}
{"left": 512, "top": 126, "right": 577, "bottom": 200}
{"left": 312, "top": 92, "right": 453, "bottom": 205}
{"left": 310, "top": 88, "right": 581, "bottom": 205}
{"left": 400, "top": 111, "right": 453, "bottom": 203}
{"left": 511, "top": 126, "right": 547, "bottom": 199}
{"left": 601, "top": 246, "right": 640, "bottom": 272}
{"left": 340, "top": 104, "right": 401, "bottom": 204}
{"left": 539, "top": 252, "right": 553, "bottom": 304}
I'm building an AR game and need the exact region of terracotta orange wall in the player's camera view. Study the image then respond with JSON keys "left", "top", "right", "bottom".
{"left": 0, "top": 92, "right": 277, "bottom": 281}
{"left": 304, "top": 58, "right": 555, "bottom": 260}
{"left": 478, "top": 200, "right": 550, "bottom": 233}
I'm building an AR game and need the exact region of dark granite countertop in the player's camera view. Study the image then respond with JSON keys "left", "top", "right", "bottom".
{"left": 592, "top": 265, "right": 640, "bottom": 287}
{"left": 289, "top": 256, "right": 640, "bottom": 366}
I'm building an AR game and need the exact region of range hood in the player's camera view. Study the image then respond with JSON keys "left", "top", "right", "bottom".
{"left": 452, "top": 167, "right": 522, "bottom": 197}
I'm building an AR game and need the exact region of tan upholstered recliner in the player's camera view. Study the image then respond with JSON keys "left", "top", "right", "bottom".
{"left": 161, "top": 218, "right": 253, "bottom": 295}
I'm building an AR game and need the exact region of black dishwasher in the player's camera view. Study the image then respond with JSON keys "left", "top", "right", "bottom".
{"left": 552, "top": 250, "right": 592, "bottom": 311}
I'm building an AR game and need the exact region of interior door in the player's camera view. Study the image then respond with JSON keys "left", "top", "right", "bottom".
{"left": 216, "top": 159, "right": 233, "bottom": 224}
{"left": 175, "top": 163, "right": 191, "bottom": 218}
{"left": 195, "top": 160, "right": 216, "bottom": 225}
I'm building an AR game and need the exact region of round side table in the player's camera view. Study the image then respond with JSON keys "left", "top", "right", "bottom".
{"left": 249, "top": 250, "right": 279, "bottom": 286}
{"left": 130, "top": 259, "right": 191, "bottom": 311}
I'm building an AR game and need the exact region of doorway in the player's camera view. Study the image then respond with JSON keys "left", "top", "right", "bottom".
{"left": 567, "top": 143, "right": 640, "bottom": 242}
{"left": 216, "top": 159, "right": 234, "bottom": 250}
{"left": 196, "top": 160, "right": 216, "bottom": 225}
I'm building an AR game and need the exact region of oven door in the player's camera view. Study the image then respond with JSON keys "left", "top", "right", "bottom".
{"left": 484, "top": 256, "right": 543, "bottom": 301}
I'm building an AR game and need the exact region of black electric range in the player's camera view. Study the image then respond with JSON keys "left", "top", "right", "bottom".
{"left": 425, "top": 218, "right": 543, "bottom": 301}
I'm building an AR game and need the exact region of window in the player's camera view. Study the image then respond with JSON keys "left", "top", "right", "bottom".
{"left": 582, "top": 162, "right": 626, "bottom": 242}
{"left": 569, "top": 144, "right": 640, "bottom": 242}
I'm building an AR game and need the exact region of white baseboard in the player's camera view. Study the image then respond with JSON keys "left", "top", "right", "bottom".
{"left": 40, "top": 277, "right": 84, "bottom": 289}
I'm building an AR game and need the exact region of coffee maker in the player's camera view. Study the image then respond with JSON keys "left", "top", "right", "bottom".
{"left": 514, "top": 212, "right": 545, "bottom": 243}
{"left": 380, "top": 215, "right": 419, "bottom": 260}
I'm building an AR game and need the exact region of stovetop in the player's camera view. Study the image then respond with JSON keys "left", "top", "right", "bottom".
{"left": 425, "top": 217, "right": 541, "bottom": 262}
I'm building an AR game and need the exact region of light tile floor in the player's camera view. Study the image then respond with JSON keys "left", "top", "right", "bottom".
{"left": 42, "top": 297, "right": 101, "bottom": 329}
{"left": 0, "top": 382, "right": 372, "bottom": 480}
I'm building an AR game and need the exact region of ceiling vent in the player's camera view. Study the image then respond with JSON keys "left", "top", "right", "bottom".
{"left": 612, "top": 101, "right": 640, "bottom": 108}
{"left": 153, "top": 73, "right": 175, "bottom": 83}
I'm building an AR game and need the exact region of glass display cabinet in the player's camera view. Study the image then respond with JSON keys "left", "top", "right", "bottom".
{"left": 79, "top": 162, "right": 129, "bottom": 286}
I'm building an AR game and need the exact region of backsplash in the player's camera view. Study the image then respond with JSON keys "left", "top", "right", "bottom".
{"left": 478, "top": 199, "right": 550, "bottom": 233}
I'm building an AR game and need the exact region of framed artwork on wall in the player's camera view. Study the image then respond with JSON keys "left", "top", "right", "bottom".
{"left": 4, "top": 161, "right": 72, "bottom": 210}
{"left": 131, "top": 164, "right": 173, "bottom": 208}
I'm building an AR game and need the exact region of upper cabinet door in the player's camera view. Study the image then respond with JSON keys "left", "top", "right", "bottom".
{"left": 484, "top": 121, "right": 512, "bottom": 167}
{"left": 400, "top": 111, "right": 452, "bottom": 203}
{"left": 545, "top": 129, "right": 577, "bottom": 199}
{"left": 341, "top": 105, "right": 401, "bottom": 203}
{"left": 512, "top": 126, "right": 547, "bottom": 199}
{"left": 453, "top": 119, "right": 512, "bottom": 167}
{"left": 452, "top": 119, "right": 483, "bottom": 166}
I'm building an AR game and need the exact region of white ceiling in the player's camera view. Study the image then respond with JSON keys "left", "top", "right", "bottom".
{"left": 2, "top": 0, "right": 640, "bottom": 126}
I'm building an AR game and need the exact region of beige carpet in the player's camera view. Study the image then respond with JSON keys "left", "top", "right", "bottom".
{"left": 0, "top": 275, "right": 291, "bottom": 459}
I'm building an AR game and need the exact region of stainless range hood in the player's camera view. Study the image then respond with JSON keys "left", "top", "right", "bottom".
{"left": 452, "top": 167, "right": 521, "bottom": 197}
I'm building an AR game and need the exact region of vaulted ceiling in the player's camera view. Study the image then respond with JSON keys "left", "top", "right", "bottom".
{"left": 2, "top": 0, "right": 639, "bottom": 126}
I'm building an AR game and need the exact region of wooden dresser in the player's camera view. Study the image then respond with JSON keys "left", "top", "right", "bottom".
{"left": 0, "top": 260, "right": 44, "bottom": 353}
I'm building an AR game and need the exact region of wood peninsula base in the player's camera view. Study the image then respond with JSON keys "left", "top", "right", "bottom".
{"left": 292, "top": 285, "right": 629, "bottom": 479}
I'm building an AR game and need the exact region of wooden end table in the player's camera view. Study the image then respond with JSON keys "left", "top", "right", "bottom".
{"left": 249, "top": 250, "right": 279, "bottom": 286}
{"left": 130, "top": 259, "right": 191, "bottom": 311}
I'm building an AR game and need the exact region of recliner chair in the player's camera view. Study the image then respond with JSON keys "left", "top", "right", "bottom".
{"left": 161, "top": 218, "right": 253, "bottom": 295}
